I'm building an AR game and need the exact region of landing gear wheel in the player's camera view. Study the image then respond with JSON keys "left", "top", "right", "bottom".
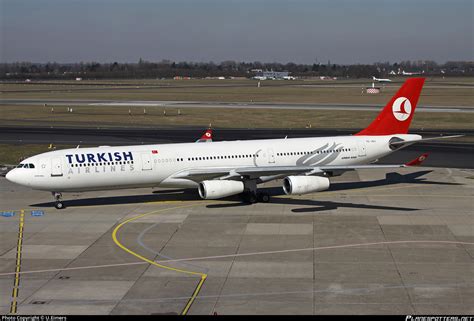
{"left": 258, "top": 192, "right": 270, "bottom": 203}
{"left": 242, "top": 192, "right": 258, "bottom": 204}
{"left": 248, "top": 193, "right": 257, "bottom": 204}
{"left": 52, "top": 192, "right": 65, "bottom": 209}
{"left": 55, "top": 201, "right": 64, "bottom": 209}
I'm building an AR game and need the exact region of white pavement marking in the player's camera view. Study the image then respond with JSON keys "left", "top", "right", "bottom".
{"left": 0, "top": 240, "right": 472, "bottom": 277}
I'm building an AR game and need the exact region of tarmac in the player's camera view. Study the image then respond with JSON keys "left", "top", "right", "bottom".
{"left": 0, "top": 166, "right": 473, "bottom": 315}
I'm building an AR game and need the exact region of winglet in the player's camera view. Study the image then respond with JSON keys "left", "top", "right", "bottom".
{"left": 405, "top": 153, "right": 429, "bottom": 166}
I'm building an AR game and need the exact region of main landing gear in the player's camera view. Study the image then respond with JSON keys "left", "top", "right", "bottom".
{"left": 241, "top": 191, "right": 270, "bottom": 204}
{"left": 52, "top": 192, "right": 65, "bottom": 209}
{"left": 241, "top": 180, "right": 270, "bottom": 204}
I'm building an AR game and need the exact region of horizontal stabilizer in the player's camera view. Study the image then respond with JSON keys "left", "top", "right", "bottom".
{"left": 390, "top": 135, "right": 464, "bottom": 146}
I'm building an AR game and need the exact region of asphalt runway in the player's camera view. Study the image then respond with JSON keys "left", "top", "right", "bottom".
{"left": 0, "top": 83, "right": 268, "bottom": 94}
{"left": 1, "top": 98, "right": 473, "bottom": 113}
{"left": 1, "top": 80, "right": 472, "bottom": 94}
{"left": 1, "top": 126, "right": 473, "bottom": 168}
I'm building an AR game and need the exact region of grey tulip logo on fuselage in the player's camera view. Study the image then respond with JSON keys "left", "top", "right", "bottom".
{"left": 295, "top": 142, "right": 344, "bottom": 166}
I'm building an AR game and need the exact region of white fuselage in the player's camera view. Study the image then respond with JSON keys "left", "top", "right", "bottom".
{"left": 7, "top": 134, "right": 420, "bottom": 192}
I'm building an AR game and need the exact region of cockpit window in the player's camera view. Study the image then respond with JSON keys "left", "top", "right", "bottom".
{"left": 16, "top": 163, "right": 35, "bottom": 168}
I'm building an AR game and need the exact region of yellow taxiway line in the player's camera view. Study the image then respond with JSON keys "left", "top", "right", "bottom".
{"left": 10, "top": 209, "right": 25, "bottom": 314}
{"left": 111, "top": 202, "right": 207, "bottom": 315}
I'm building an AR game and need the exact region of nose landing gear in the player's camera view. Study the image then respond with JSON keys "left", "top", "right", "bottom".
{"left": 52, "top": 192, "right": 65, "bottom": 209}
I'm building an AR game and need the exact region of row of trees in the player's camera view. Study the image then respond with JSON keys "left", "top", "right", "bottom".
{"left": 1, "top": 59, "right": 472, "bottom": 80}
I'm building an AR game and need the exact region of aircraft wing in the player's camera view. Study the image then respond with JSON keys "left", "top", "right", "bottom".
{"left": 172, "top": 164, "right": 406, "bottom": 182}
{"left": 172, "top": 166, "right": 310, "bottom": 181}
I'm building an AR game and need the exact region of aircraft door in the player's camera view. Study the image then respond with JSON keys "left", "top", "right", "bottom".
{"left": 141, "top": 153, "right": 152, "bottom": 171}
{"left": 51, "top": 158, "right": 63, "bottom": 176}
{"left": 357, "top": 141, "right": 367, "bottom": 157}
{"left": 267, "top": 148, "right": 275, "bottom": 164}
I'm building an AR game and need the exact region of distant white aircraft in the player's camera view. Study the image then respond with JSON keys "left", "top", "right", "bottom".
{"left": 402, "top": 70, "right": 423, "bottom": 76}
{"left": 372, "top": 76, "right": 392, "bottom": 83}
{"left": 6, "top": 78, "right": 460, "bottom": 209}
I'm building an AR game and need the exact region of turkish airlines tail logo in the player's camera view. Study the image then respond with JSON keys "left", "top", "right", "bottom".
{"left": 392, "top": 97, "right": 412, "bottom": 121}
{"left": 355, "top": 78, "right": 425, "bottom": 135}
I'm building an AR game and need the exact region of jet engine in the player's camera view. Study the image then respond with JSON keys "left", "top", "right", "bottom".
{"left": 283, "top": 176, "right": 330, "bottom": 195}
{"left": 198, "top": 180, "right": 244, "bottom": 199}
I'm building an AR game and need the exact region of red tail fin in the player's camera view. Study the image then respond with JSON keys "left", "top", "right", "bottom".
{"left": 356, "top": 78, "right": 425, "bottom": 135}
{"left": 201, "top": 128, "right": 213, "bottom": 140}
{"left": 196, "top": 128, "right": 213, "bottom": 142}
{"left": 405, "top": 153, "right": 429, "bottom": 166}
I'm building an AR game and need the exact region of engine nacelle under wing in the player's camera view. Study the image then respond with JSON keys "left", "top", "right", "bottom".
{"left": 198, "top": 180, "right": 244, "bottom": 199}
{"left": 283, "top": 176, "right": 330, "bottom": 195}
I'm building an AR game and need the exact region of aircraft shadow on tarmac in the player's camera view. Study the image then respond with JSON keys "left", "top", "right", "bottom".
{"left": 206, "top": 196, "right": 420, "bottom": 213}
{"left": 31, "top": 189, "right": 200, "bottom": 208}
{"left": 31, "top": 170, "right": 461, "bottom": 210}
{"left": 327, "top": 170, "right": 460, "bottom": 192}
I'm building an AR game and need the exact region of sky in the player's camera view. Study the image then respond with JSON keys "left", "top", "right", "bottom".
{"left": 0, "top": 0, "right": 472, "bottom": 64}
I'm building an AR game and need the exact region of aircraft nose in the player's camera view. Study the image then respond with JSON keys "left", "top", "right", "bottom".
{"left": 5, "top": 169, "right": 16, "bottom": 182}
{"left": 5, "top": 169, "right": 24, "bottom": 185}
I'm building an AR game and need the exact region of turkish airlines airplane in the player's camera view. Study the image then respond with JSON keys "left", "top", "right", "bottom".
{"left": 5, "top": 78, "right": 458, "bottom": 209}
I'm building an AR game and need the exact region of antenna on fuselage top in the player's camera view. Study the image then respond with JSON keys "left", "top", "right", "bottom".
{"left": 76, "top": 145, "right": 80, "bottom": 149}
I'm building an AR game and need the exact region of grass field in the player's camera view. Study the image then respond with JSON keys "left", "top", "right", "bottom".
{"left": 0, "top": 144, "right": 78, "bottom": 165}
{"left": 1, "top": 104, "right": 474, "bottom": 130}
{"left": 2, "top": 77, "right": 473, "bottom": 106}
